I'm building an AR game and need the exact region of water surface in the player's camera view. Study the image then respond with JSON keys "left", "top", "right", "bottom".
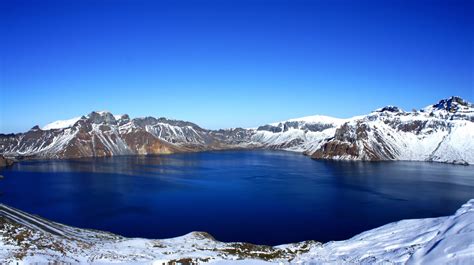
{"left": 1, "top": 150, "right": 473, "bottom": 245}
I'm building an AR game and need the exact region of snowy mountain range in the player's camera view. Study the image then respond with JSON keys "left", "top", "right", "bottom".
{"left": 1, "top": 96, "right": 473, "bottom": 164}
{"left": 1, "top": 199, "right": 473, "bottom": 264}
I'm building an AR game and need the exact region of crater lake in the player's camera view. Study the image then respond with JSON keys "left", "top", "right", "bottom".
{"left": 1, "top": 150, "right": 473, "bottom": 245}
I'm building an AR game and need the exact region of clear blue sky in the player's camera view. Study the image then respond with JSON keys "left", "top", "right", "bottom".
{"left": 0, "top": 0, "right": 472, "bottom": 133}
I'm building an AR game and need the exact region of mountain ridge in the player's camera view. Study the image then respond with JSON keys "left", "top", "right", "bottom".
{"left": 1, "top": 96, "right": 473, "bottom": 164}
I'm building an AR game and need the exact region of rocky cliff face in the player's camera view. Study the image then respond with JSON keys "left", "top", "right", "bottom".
{"left": 0, "top": 97, "right": 472, "bottom": 164}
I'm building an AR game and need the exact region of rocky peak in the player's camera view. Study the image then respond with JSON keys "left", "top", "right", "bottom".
{"left": 116, "top": 114, "right": 130, "bottom": 125}
{"left": 431, "top": 96, "right": 472, "bottom": 113}
{"left": 375, "top": 106, "right": 403, "bottom": 113}
{"left": 132, "top": 117, "right": 158, "bottom": 127}
{"left": 87, "top": 111, "right": 117, "bottom": 125}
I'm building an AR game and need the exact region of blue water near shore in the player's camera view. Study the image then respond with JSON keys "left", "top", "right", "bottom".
{"left": 1, "top": 150, "right": 473, "bottom": 245}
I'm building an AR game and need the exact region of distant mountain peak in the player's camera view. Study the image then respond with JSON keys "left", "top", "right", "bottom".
{"left": 420, "top": 97, "right": 473, "bottom": 119}
{"left": 87, "top": 111, "right": 117, "bottom": 124}
{"left": 432, "top": 96, "right": 472, "bottom": 112}
{"left": 375, "top": 105, "right": 404, "bottom": 113}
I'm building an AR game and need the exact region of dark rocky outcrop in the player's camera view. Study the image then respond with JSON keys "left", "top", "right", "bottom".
{"left": 0, "top": 155, "right": 14, "bottom": 168}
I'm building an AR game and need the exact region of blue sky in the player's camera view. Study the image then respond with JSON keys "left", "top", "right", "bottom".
{"left": 0, "top": 0, "right": 472, "bottom": 133}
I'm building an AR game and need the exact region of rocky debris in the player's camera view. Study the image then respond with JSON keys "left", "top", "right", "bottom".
{"left": 0, "top": 155, "right": 14, "bottom": 168}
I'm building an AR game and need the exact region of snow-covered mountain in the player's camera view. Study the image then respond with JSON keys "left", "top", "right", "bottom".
{"left": 252, "top": 96, "right": 474, "bottom": 164}
{"left": 1, "top": 199, "right": 472, "bottom": 264}
{"left": 0, "top": 111, "right": 252, "bottom": 159}
{"left": 0, "top": 96, "right": 472, "bottom": 164}
{"left": 250, "top": 115, "right": 348, "bottom": 152}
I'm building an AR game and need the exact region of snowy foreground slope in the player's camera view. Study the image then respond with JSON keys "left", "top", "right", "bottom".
{"left": 0, "top": 96, "right": 473, "bottom": 164}
{"left": 1, "top": 200, "right": 473, "bottom": 264}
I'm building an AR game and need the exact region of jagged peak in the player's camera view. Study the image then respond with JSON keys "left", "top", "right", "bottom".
{"left": 87, "top": 111, "right": 118, "bottom": 125}
{"left": 87, "top": 111, "right": 129, "bottom": 120}
{"left": 423, "top": 96, "right": 473, "bottom": 114}
{"left": 42, "top": 111, "right": 129, "bottom": 131}
{"left": 114, "top": 114, "right": 128, "bottom": 121}
{"left": 88, "top": 110, "right": 114, "bottom": 117}
{"left": 374, "top": 105, "right": 404, "bottom": 113}
{"left": 433, "top": 96, "right": 472, "bottom": 110}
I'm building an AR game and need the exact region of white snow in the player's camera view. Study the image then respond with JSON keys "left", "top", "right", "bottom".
{"left": 270, "top": 115, "right": 347, "bottom": 126}
{"left": 114, "top": 114, "right": 125, "bottom": 120}
{"left": 1, "top": 199, "right": 473, "bottom": 264}
{"left": 293, "top": 199, "right": 474, "bottom": 264}
{"left": 407, "top": 200, "right": 474, "bottom": 264}
{"left": 430, "top": 121, "right": 474, "bottom": 164}
{"left": 42, "top": 116, "right": 81, "bottom": 130}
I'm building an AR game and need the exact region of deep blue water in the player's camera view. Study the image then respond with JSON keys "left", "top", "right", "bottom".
{"left": 1, "top": 150, "right": 473, "bottom": 245}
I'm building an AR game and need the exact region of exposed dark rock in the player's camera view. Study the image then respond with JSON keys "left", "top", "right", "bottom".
{"left": 257, "top": 124, "right": 283, "bottom": 133}
{"left": 433, "top": 96, "right": 471, "bottom": 113}
{"left": 0, "top": 155, "right": 14, "bottom": 168}
{"left": 312, "top": 141, "right": 359, "bottom": 159}
{"left": 376, "top": 106, "right": 403, "bottom": 113}
{"left": 87, "top": 111, "right": 117, "bottom": 125}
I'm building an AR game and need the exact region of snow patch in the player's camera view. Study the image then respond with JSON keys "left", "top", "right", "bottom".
{"left": 42, "top": 117, "right": 81, "bottom": 130}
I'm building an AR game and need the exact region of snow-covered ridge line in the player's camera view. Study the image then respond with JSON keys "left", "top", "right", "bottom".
{"left": 42, "top": 116, "right": 82, "bottom": 130}
{"left": 1, "top": 96, "right": 473, "bottom": 164}
{"left": 269, "top": 115, "right": 347, "bottom": 126}
{"left": 1, "top": 200, "right": 473, "bottom": 264}
{"left": 254, "top": 96, "right": 474, "bottom": 164}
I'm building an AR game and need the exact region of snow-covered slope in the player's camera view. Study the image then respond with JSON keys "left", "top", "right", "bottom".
{"left": 250, "top": 115, "right": 347, "bottom": 153}
{"left": 42, "top": 116, "right": 82, "bottom": 130}
{"left": 0, "top": 96, "right": 472, "bottom": 164}
{"left": 252, "top": 96, "right": 474, "bottom": 164}
{"left": 1, "top": 200, "right": 473, "bottom": 264}
{"left": 310, "top": 97, "right": 474, "bottom": 164}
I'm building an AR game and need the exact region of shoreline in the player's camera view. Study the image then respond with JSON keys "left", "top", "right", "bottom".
{"left": 1, "top": 200, "right": 473, "bottom": 264}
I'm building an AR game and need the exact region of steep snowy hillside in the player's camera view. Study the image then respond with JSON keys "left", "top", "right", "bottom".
{"left": 1, "top": 200, "right": 472, "bottom": 264}
{"left": 250, "top": 115, "right": 347, "bottom": 153}
{"left": 310, "top": 96, "right": 474, "bottom": 164}
{"left": 0, "top": 96, "right": 472, "bottom": 164}
{"left": 42, "top": 116, "right": 82, "bottom": 130}
{"left": 251, "top": 96, "right": 473, "bottom": 164}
